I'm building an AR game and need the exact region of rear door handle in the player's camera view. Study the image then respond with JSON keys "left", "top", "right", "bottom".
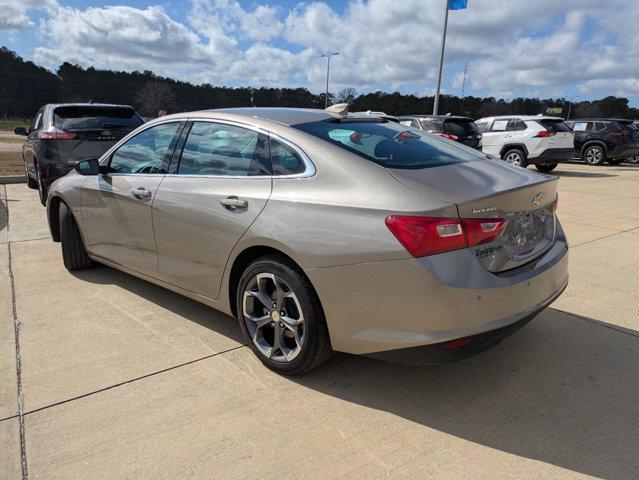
{"left": 220, "top": 196, "right": 248, "bottom": 209}
{"left": 131, "top": 187, "right": 152, "bottom": 199}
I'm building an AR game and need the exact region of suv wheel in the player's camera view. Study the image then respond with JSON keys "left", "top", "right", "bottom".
{"left": 535, "top": 163, "right": 558, "bottom": 173}
{"left": 36, "top": 166, "right": 47, "bottom": 206}
{"left": 237, "top": 254, "right": 333, "bottom": 375}
{"left": 59, "top": 202, "right": 93, "bottom": 271}
{"left": 503, "top": 149, "right": 528, "bottom": 168}
{"left": 583, "top": 145, "right": 606, "bottom": 165}
{"left": 24, "top": 160, "right": 37, "bottom": 189}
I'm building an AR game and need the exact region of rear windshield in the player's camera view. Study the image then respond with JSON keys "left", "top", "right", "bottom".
{"left": 294, "top": 120, "right": 485, "bottom": 169}
{"left": 53, "top": 106, "right": 143, "bottom": 130}
{"left": 535, "top": 119, "right": 571, "bottom": 133}
{"left": 443, "top": 119, "right": 479, "bottom": 136}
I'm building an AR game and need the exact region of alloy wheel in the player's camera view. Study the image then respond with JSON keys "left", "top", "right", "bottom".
{"left": 585, "top": 147, "right": 603, "bottom": 165}
{"left": 505, "top": 152, "right": 522, "bottom": 166}
{"left": 242, "top": 273, "right": 305, "bottom": 363}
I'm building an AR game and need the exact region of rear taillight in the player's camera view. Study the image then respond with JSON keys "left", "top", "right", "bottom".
{"left": 534, "top": 131, "right": 556, "bottom": 138}
{"left": 38, "top": 127, "right": 77, "bottom": 140}
{"left": 476, "top": 133, "right": 482, "bottom": 140}
{"left": 435, "top": 132, "right": 459, "bottom": 141}
{"left": 385, "top": 216, "right": 508, "bottom": 258}
{"left": 609, "top": 130, "right": 629, "bottom": 137}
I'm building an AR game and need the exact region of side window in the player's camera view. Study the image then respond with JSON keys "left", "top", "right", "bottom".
{"left": 399, "top": 120, "right": 412, "bottom": 126}
{"left": 31, "top": 111, "right": 43, "bottom": 132}
{"left": 178, "top": 122, "right": 268, "bottom": 176}
{"left": 109, "top": 122, "right": 180, "bottom": 174}
{"left": 270, "top": 138, "right": 305, "bottom": 175}
{"left": 507, "top": 119, "right": 527, "bottom": 131}
{"left": 420, "top": 120, "right": 442, "bottom": 132}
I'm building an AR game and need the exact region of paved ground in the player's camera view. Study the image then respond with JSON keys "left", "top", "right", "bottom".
{"left": 1, "top": 161, "right": 639, "bottom": 479}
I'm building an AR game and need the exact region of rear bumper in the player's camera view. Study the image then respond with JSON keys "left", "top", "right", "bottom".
{"left": 307, "top": 223, "right": 569, "bottom": 355}
{"left": 364, "top": 282, "right": 566, "bottom": 365}
{"left": 529, "top": 148, "right": 574, "bottom": 163}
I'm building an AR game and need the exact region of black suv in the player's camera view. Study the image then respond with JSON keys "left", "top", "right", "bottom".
{"left": 15, "top": 103, "right": 144, "bottom": 204}
{"left": 565, "top": 118, "right": 639, "bottom": 165}
{"left": 397, "top": 115, "right": 482, "bottom": 149}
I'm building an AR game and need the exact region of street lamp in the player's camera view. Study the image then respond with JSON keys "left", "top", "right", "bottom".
{"left": 320, "top": 52, "right": 339, "bottom": 108}
{"left": 567, "top": 95, "right": 582, "bottom": 120}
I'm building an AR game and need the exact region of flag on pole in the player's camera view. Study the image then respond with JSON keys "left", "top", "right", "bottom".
{"left": 448, "top": 0, "right": 468, "bottom": 10}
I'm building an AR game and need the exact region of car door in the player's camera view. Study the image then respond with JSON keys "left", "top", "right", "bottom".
{"left": 79, "top": 121, "right": 184, "bottom": 276}
{"left": 570, "top": 121, "right": 590, "bottom": 150}
{"left": 23, "top": 108, "right": 44, "bottom": 176}
{"left": 480, "top": 118, "right": 510, "bottom": 156}
{"left": 152, "top": 120, "right": 272, "bottom": 300}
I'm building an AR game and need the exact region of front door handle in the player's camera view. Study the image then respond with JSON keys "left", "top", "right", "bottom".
{"left": 131, "top": 187, "right": 152, "bottom": 199}
{"left": 220, "top": 196, "right": 248, "bottom": 209}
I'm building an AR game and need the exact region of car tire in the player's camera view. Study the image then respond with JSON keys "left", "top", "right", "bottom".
{"left": 583, "top": 145, "right": 606, "bottom": 165}
{"left": 36, "top": 166, "right": 47, "bottom": 206}
{"left": 607, "top": 158, "right": 623, "bottom": 165}
{"left": 535, "top": 163, "right": 558, "bottom": 173}
{"left": 59, "top": 202, "right": 93, "bottom": 271}
{"left": 237, "top": 254, "right": 333, "bottom": 375}
{"left": 24, "top": 160, "right": 37, "bottom": 189}
{"left": 502, "top": 149, "right": 528, "bottom": 168}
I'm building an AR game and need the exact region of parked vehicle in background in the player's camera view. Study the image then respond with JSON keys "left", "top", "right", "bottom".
{"left": 46, "top": 106, "right": 568, "bottom": 374}
{"left": 565, "top": 119, "right": 639, "bottom": 166}
{"left": 474, "top": 115, "right": 574, "bottom": 172}
{"left": 14, "top": 103, "right": 144, "bottom": 204}
{"left": 397, "top": 115, "right": 482, "bottom": 149}
{"left": 623, "top": 120, "right": 639, "bottom": 164}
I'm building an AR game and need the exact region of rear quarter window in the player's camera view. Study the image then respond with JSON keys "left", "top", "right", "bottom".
{"left": 54, "top": 106, "right": 143, "bottom": 130}
{"left": 294, "top": 120, "right": 485, "bottom": 170}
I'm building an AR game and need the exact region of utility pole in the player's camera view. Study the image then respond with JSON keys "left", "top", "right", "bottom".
{"left": 320, "top": 52, "right": 339, "bottom": 108}
{"left": 433, "top": 0, "right": 450, "bottom": 115}
{"left": 461, "top": 61, "right": 468, "bottom": 99}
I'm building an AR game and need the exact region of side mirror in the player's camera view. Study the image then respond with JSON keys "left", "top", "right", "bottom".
{"left": 75, "top": 158, "right": 101, "bottom": 175}
{"left": 14, "top": 127, "right": 27, "bottom": 136}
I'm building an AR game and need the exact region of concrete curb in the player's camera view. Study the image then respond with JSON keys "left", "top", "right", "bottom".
{"left": 0, "top": 176, "right": 26, "bottom": 185}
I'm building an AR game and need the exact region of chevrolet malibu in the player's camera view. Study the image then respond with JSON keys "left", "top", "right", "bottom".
{"left": 46, "top": 107, "right": 569, "bottom": 374}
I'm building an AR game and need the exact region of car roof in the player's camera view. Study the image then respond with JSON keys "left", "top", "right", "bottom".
{"left": 569, "top": 118, "right": 634, "bottom": 122}
{"left": 398, "top": 115, "right": 474, "bottom": 122}
{"left": 204, "top": 107, "right": 336, "bottom": 126}
{"left": 48, "top": 103, "right": 136, "bottom": 109}
{"left": 477, "top": 115, "right": 565, "bottom": 121}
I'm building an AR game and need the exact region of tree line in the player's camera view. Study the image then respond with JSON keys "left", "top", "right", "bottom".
{"left": 2, "top": 47, "right": 638, "bottom": 122}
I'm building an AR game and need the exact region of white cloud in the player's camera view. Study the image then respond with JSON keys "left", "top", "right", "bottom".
{"left": 0, "top": 0, "right": 58, "bottom": 30}
{"left": 20, "top": 0, "right": 639, "bottom": 103}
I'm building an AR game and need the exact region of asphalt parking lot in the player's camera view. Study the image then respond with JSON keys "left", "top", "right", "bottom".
{"left": 1, "top": 161, "right": 639, "bottom": 479}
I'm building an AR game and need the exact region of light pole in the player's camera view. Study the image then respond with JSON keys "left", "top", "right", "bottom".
{"left": 566, "top": 95, "right": 581, "bottom": 120}
{"left": 433, "top": 0, "right": 450, "bottom": 115}
{"left": 320, "top": 52, "right": 339, "bottom": 108}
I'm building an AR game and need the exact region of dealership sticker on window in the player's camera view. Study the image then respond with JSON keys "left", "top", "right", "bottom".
{"left": 573, "top": 122, "right": 588, "bottom": 131}
{"left": 492, "top": 120, "right": 508, "bottom": 131}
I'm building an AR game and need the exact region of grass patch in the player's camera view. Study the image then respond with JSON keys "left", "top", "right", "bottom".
{"left": 0, "top": 120, "right": 29, "bottom": 132}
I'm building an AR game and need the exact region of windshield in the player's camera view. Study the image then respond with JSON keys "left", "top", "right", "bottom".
{"left": 443, "top": 120, "right": 479, "bottom": 136}
{"left": 54, "top": 106, "right": 143, "bottom": 130}
{"left": 294, "top": 120, "right": 486, "bottom": 169}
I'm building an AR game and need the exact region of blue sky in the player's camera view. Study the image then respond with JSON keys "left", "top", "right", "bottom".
{"left": 2, "top": 0, "right": 638, "bottom": 106}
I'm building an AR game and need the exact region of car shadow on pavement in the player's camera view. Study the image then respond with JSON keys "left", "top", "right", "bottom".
{"left": 71, "top": 264, "right": 245, "bottom": 344}
{"left": 290, "top": 309, "right": 639, "bottom": 480}
{"left": 555, "top": 170, "right": 617, "bottom": 178}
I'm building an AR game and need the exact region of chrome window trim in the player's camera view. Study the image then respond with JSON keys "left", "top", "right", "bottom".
{"left": 97, "top": 116, "right": 316, "bottom": 179}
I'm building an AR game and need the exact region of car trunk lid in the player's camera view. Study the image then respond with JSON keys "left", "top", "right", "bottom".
{"left": 389, "top": 159, "right": 558, "bottom": 272}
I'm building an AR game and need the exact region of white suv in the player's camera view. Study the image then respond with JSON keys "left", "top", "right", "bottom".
{"left": 474, "top": 115, "right": 574, "bottom": 172}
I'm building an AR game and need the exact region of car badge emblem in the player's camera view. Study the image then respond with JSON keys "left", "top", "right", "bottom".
{"left": 101, "top": 130, "right": 111, "bottom": 136}
{"left": 532, "top": 192, "right": 545, "bottom": 206}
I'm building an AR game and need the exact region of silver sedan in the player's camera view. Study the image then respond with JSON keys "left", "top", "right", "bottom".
{"left": 46, "top": 107, "right": 568, "bottom": 374}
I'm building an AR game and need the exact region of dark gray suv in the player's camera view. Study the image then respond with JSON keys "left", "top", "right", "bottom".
{"left": 15, "top": 103, "right": 144, "bottom": 204}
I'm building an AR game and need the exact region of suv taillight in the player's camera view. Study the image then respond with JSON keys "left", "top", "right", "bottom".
{"left": 385, "top": 216, "right": 508, "bottom": 258}
{"left": 534, "top": 131, "right": 556, "bottom": 138}
{"left": 435, "top": 132, "right": 459, "bottom": 141}
{"left": 38, "top": 127, "right": 77, "bottom": 140}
